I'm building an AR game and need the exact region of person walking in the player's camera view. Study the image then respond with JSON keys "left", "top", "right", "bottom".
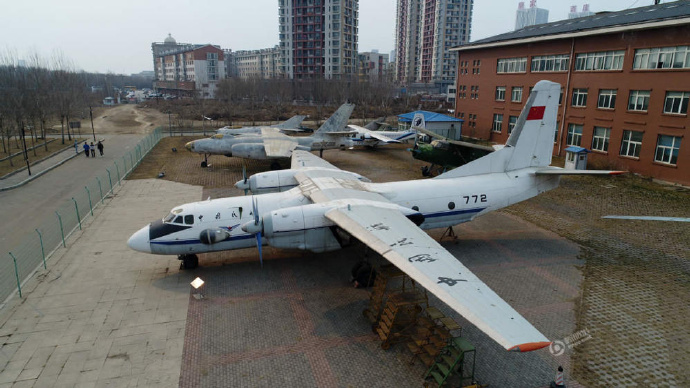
{"left": 90, "top": 142, "right": 96, "bottom": 157}
{"left": 83, "top": 142, "right": 90, "bottom": 158}
{"left": 97, "top": 140, "right": 104, "bottom": 156}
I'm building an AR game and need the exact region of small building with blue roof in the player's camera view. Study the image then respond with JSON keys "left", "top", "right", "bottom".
{"left": 397, "top": 111, "right": 464, "bottom": 141}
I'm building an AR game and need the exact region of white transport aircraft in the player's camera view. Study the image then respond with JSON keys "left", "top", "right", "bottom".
{"left": 348, "top": 121, "right": 418, "bottom": 147}
{"left": 128, "top": 81, "right": 623, "bottom": 353}
{"left": 185, "top": 103, "right": 356, "bottom": 168}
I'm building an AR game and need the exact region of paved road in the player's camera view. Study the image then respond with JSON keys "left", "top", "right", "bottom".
{"left": 0, "top": 134, "right": 146, "bottom": 258}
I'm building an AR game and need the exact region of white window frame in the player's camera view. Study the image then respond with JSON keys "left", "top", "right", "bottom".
{"left": 591, "top": 126, "right": 611, "bottom": 152}
{"left": 511, "top": 87, "right": 523, "bottom": 103}
{"left": 634, "top": 46, "right": 690, "bottom": 70}
{"left": 574, "top": 50, "right": 625, "bottom": 71}
{"left": 492, "top": 114, "right": 503, "bottom": 133}
{"left": 572, "top": 88, "right": 588, "bottom": 107}
{"left": 620, "top": 130, "right": 643, "bottom": 158}
{"left": 567, "top": 124, "right": 583, "bottom": 146}
{"left": 497, "top": 57, "right": 527, "bottom": 73}
{"left": 597, "top": 89, "right": 617, "bottom": 110}
{"left": 628, "top": 90, "right": 650, "bottom": 112}
{"left": 495, "top": 86, "right": 506, "bottom": 101}
{"left": 530, "top": 54, "right": 570, "bottom": 72}
{"left": 663, "top": 91, "right": 689, "bottom": 115}
{"left": 654, "top": 135, "right": 682, "bottom": 165}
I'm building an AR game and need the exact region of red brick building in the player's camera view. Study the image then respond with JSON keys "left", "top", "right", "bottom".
{"left": 451, "top": 1, "right": 690, "bottom": 185}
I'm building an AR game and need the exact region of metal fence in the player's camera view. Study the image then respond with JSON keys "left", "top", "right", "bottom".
{"left": 1, "top": 128, "right": 163, "bottom": 304}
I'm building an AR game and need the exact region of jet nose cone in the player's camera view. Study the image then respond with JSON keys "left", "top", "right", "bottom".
{"left": 128, "top": 225, "right": 151, "bottom": 253}
{"left": 185, "top": 141, "right": 194, "bottom": 151}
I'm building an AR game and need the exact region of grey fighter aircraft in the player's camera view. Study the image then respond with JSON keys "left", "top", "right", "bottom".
{"left": 216, "top": 115, "right": 308, "bottom": 136}
{"left": 186, "top": 103, "right": 355, "bottom": 168}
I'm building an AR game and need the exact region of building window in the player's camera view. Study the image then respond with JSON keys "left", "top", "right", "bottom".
{"left": 634, "top": 46, "right": 690, "bottom": 70}
{"left": 530, "top": 54, "right": 570, "bottom": 72}
{"left": 492, "top": 114, "right": 503, "bottom": 133}
{"left": 511, "top": 87, "right": 523, "bottom": 102}
{"left": 620, "top": 130, "right": 643, "bottom": 158}
{"left": 597, "top": 89, "right": 617, "bottom": 109}
{"left": 592, "top": 126, "right": 611, "bottom": 152}
{"left": 497, "top": 57, "right": 527, "bottom": 73}
{"left": 495, "top": 86, "right": 506, "bottom": 101}
{"left": 571, "top": 88, "right": 588, "bottom": 107}
{"left": 654, "top": 135, "right": 682, "bottom": 165}
{"left": 628, "top": 90, "right": 650, "bottom": 112}
{"left": 574, "top": 50, "right": 625, "bottom": 71}
{"left": 508, "top": 116, "right": 518, "bottom": 134}
{"left": 663, "top": 91, "right": 689, "bottom": 115}
{"left": 567, "top": 124, "right": 583, "bottom": 146}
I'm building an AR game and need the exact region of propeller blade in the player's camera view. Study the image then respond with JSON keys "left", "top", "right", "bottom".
{"left": 256, "top": 232, "right": 263, "bottom": 268}
{"left": 242, "top": 165, "right": 248, "bottom": 195}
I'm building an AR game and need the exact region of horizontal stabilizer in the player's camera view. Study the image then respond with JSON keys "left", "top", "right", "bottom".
{"left": 534, "top": 168, "right": 626, "bottom": 176}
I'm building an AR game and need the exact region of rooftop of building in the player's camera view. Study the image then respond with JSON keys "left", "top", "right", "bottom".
{"left": 453, "top": 0, "right": 690, "bottom": 50}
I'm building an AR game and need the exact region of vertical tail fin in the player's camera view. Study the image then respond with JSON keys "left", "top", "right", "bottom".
{"left": 313, "top": 103, "right": 355, "bottom": 136}
{"left": 273, "top": 115, "right": 307, "bottom": 129}
{"left": 435, "top": 80, "right": 560, "bottom": 179}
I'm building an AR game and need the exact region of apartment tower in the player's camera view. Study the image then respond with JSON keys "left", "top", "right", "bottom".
{"left": 278, "top": 0, "right": 359, "bottom": 79}
{"left": 395, "top": 0, "right": 473, "bottom": 92}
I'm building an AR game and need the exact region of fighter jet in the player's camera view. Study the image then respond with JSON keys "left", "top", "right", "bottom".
{"left": 216, "top": 115, "right": 308, "bottom": 136}
{"left": 185, "top": 103, "right": 355, "bottom": 168}
{"left": 129, "top": 80, "right": 624, "bottom": 353}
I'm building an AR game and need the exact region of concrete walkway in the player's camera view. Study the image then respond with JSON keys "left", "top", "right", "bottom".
{"left": 0, "top": 179, "right": 200, "bottom": 388}
{"left": 0, "top": 143, "right": 82, "bottom": 191}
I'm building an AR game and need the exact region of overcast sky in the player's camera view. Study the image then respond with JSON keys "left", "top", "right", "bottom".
{"left": 0, "top": 0, "right": 659, "bottom": 75}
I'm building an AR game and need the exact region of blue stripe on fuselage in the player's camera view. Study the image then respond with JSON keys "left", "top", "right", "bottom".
{"left": 150, "top": 233, "right": 255, "bottom": 246}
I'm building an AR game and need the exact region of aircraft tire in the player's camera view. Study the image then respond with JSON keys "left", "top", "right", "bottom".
{"left": 182, "top": 254, "right": 199, "bottom": 269}
{"left": 200, "top": 161, "right": 207, "bottom": 168}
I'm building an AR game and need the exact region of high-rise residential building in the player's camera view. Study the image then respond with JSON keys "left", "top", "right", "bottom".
{"left": 151, "top": 34, "right": 225, "bottom": 98}
{"left": 395, "top": 0, "right": 473, "bottom": 91}
{"left": 225, "top": 46, "right": 283, "bottom": 79}
{"left": 568, "top": 4, "right": 595, "bottom": 19}
{"left": 278, "top": 0, "right": 359, "bottom": 80}
{"left": 515, "top": 0, "right": 549, "bottom": 30}
{"left": 357, "top": 51, "right": 389, "bottom": 81}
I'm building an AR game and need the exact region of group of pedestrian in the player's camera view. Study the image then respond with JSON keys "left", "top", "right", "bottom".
{"left": 83, "top": 141, "right": 104, "bottom": 158}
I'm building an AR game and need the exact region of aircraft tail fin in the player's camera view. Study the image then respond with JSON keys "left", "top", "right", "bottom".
{"left": 273, "top": 115, "right": 307, "bottom": 130}
{"left": 314, "top": 103, "right": 355, "bottom": 136}
{"left": 364, "top": 117, "right": 385, "bottom": 131}
{"left": 435, "top": 80, "right": 560, "bottom": 179}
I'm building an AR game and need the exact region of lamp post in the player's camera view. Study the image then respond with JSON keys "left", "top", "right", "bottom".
{"left": 89, "top": 106, "right": 96, "bottom": 142}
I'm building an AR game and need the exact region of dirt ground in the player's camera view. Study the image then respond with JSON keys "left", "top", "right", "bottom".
{"left": 129, "top": 136, "right": 690, "bottom": 386}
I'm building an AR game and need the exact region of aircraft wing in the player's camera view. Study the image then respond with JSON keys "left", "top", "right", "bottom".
{"left": 261, "top": 128, "right": 298, "bottom": 158}
{"left": 416, "top": 127, "right": 495, "bottom": 153}
{"left": 291, "top": 150, "right": 340, "bottom": 170}
{"left": 325, "top": 204, "right": 551, "bottom": 352}
{"left": 349, "top": 125, "right": 401, "bottom": 143}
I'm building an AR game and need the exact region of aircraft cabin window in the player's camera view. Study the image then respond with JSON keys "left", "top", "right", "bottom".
{"left": 173, "top": 216, "right": 183, "bottom": 224}
{"left": 184, "top": 215, "right": 194, "bottom": 225}
{"left": 448, "top": 202, "right": 455, "bottom": 210}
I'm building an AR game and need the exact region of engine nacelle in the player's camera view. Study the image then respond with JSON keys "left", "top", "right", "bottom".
{"left": 231, "top": 143, "right": 268, "bottom": 159}
{"left": 261, "top": 204, "right": 342, "bottom": 253}
{"left": 199, "top": 228, "right": 231, "bottom": 244}
{"left": 237, "top": 168, "right": 371, "bottom": 194}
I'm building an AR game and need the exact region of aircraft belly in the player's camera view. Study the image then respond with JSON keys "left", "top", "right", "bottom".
{"left": 150, "top": 234, "right": 256, "bottom": 255}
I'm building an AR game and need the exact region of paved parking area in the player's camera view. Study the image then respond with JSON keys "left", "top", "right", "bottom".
{"left": 0, "top": 177, "right": 582, "bottom": 387}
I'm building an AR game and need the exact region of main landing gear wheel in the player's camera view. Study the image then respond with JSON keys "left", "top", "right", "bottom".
{"left": 200, "top": 161, "right": 207, "bottom": 168}
{"left": 179, "top": 254, "right": 199, "bottom": 269}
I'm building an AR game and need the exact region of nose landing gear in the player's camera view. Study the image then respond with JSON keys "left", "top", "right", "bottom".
{"left": 178, "top": 254, "right": 199, "bottom": 269}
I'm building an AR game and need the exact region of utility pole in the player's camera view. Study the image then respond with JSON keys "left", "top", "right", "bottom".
{"left": 20, "top": 122, "right": 31, "bottom": 176}
{"left": 168, "top": 111, "right": 172, "bottom": 137}
{"left": 89, "top": 106, "right": 96, "bottom": 141}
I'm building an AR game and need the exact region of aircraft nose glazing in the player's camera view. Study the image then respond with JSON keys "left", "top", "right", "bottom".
{"left": 127, "top": 225, "right": 151, "bottom": 253}
{"left": 185, "top": 141, "right": 194, "bottom": 151}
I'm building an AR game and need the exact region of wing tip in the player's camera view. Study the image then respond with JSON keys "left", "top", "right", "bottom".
{"left": 508, "top": 341, "right": 551, "bottom": 352}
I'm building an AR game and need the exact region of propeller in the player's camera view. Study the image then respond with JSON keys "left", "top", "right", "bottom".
{"left": 235, "top": 164, "right": 250, "bottom": 195}
{"left": 240, "top": 196, "right": 264, "bottom": 268}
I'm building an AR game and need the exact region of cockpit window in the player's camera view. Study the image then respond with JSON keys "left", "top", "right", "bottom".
{"left": 163, "top": 208, "right": 183, "bottom": 223}
{"left": 163, "top": 213, "right": 175, "bottom": 223}
{"left": 184, "top": 215, "right": 194, "bottom": 225}
{"left": 173, "top": 216, "right": 183, "bottom": 224}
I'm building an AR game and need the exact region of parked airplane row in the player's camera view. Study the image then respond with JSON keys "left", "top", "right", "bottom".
{"left": 129, "top": 81, "right": 624, "bottom": 353}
